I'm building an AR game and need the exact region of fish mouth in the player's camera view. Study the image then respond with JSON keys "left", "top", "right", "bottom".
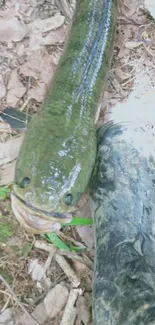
{"left": 11, "top": 191, "right": 73, "bottom": 234}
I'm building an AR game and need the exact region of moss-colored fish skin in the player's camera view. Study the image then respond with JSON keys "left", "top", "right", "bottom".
{"left": 14, "top": 0, "right": 117, "bottom": 214}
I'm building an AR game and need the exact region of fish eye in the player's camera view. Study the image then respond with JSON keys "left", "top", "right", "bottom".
{"left": 20, "top": 177, "right": 31, "bottom": 188}
{"left": 64, "top": 193, "right": 73, "bottom": 205}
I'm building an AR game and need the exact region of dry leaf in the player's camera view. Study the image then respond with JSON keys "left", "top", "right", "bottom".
{"left": 28, "top": 13, "right": 65, "bottom": 34}
{"left": 0, "top": 74, "right": 6, "bottom": 99}
{"left": 0, "top": 122, "right": 12, "bottom": 133}
{"left": 0, "top": 308, "right": 13, "bottom": 323}
{"left": 44, "top": 284, "right": 69, "bottom": 318}
{"left": 73, "top": 260, "right": 92, "bottom": 292}
{"left": 42, "top": 26, "right": 66, "bottom": 45}
{"left": 0, "top": 17, "right": 27, "bottom": 42}
{"left": 20, "top": 51, "right": 55, "bottom": 101}
{"left": 76, "top": 226, "right": 94, "bottom": 249}
{"left": 29, "top": 81, "right": 47, "bottom": 102}
{"left": 0, "top": 135, "right": 24, "bottom": 186}
{"left": 32, "top": 302, "right": 47, "bottom": 325}
{"left": 125, "top": 41, "right": 142, "bottom": 49}
{"left": 115, "top": 68, "right": 132, "bottom": 81}
{"left": 7, "top": 69, "right": 26, "bottom": 106}
{"left": 28, "top": 259, "right": 45, "bottom": 282}
{"left": 20, "top": 50, "right": 54, "bottom": 83}
{"left": 76, "top": 296, "right": 91, "bottom": 325}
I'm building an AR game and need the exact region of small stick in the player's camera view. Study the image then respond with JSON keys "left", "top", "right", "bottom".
{"left": 34, "top": 240, "right": 92, "bottom": 267}
{"left": 44, "top": 249, "right": 55, "bottom": 274}
{"left": 0, "top": 274, "right": 40, "bottom": 325}
{"left": 60, "top": 289, "right": 79, "bottom": 325}
{"left": 56, "top": 0, "right": 73, "bottom": 21}
{"left": 55, "top": 254, "right": 80, "bottom": 288}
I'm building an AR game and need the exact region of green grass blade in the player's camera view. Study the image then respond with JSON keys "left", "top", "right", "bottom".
{"left": 42, "top": 233, "right": 86, "bottom": 252}
{"left": 62, "top": 217, "right": 93, "bottom": 227}
{"left": 43, "top": 233, "right": 71, "bottom": 251}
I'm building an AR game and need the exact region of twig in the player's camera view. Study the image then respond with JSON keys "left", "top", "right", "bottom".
{"left": 19, "top": 237, "right": 35, "bottom": 260}
{"left": 55, "top": 254, "right": 80, "bottom": 288}
{"left": 60, "top": 289, "right": 80, "bottom": 325}
{"left": 0, "top": 274, "right": 40, "bottom": 325}
{"left": 34, "top": 240, "right": 92, "bottom": 267}
{"left": 56, "top": 0, "right": 73, "bottom": 22}
{"left": 143, "top": 42, "right": 155, "bottom": 58}
{"left": 121, "top": 76, "right": 136, "bottom": 87}
{"left": 0, "top": 290, "right": 11, "bottom": 313}
{"left": 57, "top": 231, "right": 85, "bottom": 248}
{"left": 44, "top": 249, "right": 55, "bottom": 274}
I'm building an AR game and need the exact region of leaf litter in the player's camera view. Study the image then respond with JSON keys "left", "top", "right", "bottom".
{"left": 0, "top": 0, "right": 155, "bottom": 324}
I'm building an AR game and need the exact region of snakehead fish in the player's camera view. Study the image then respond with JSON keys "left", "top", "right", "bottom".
{"left": 11, "top": 0, "right": 117, "bottom": 233}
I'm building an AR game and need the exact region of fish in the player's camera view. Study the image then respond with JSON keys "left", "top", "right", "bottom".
{"left": 11, "top": 0, "right": 117, "bottom": 233}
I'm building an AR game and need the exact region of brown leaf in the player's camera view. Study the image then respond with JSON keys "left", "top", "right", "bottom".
{"left": 115, "top": 68, "right": 132, "bottom": 81}
{"left": 20, "top": 50, "right": 55, "bottom": 83}
{"left": 20, "top": 50, "right": 55, "bottom": 102}
{"left": 28, "top": 13, "right": 65, "bottom": 34}
{"left": 0, "top": 74, "right": 6, "bottom": 99}
{"left": 125, "top": 41, "right": 142, "bottom": 49}
{"left": 0, "top": 135, "right": 24, "bottom": 186}
{"left": 28, "top": 259, "right": 45, "bottom": 282}
{"left": 73, "top": 260, "right": 92, "bottom": 292}
{"left": 0, "top": 308, "right": 13, "bottom": 323}
{"left": 7, "top": 69, "right": 26, "bottom": 106}
{"left": 44, "top": 284, "right": 69, "bottom": 318}
{"left": 42, "top": 26, "right": 66, "bottom": 45}
{"left": 28, "top": 81, "right": 47, "bottom": 103}
{"left": 76, "top": 226, "right": 94, "bottom": 249}
{"left": 76, "top": 296, "right": 91, "bottom": 325}
{"left": 0, "top": 17, "right": 27, "bottom": 42}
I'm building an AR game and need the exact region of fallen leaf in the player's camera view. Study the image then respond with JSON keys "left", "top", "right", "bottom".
{"left": 28, "top": 259, "right": 45, "bottom": 282}
{"left": 115, "top": 68, "right": 132, "bottom": 81}
{"left": 73, "top": 260, "right": 92, "bottom": 292}
{"left": 7, "top": 69, "right": 26, "bottom": 106}
{"left": 44, "top": 284, "right": 69, "bottom": 318}
{"left": 28, "top": 81, "right": 47, "bottom": 102}
{"left": 0, "top": 135, "right": 24, "bottom": 186}
{"left": 76, "top": 296, "right": 91, "bottom": 325}
{"left": 76, "top": 226, "right": 94, "bottom": 249}
{"left": 20, "top": 50, "right": 54, "bottom": 83}
{"left": 0, "top": 122, "right": 12, "bottom": 133}
{"left": 20, "top": 50, "right": 55, "bottom": 101}
{"left": 0, "top": 17, "right": 27, "bottom": 42}
{"left": 125, "top": 41, "right": 142, "bottom": 49}
{"left": 42, "top": 26, "right": 66, "bottom": 45}
{"left": 0, "top": 135, "right": 24, "bottom": 166}
{"left": 32, "top": 302, "right": 47, "bottom": 325}
{"left": 28, "top": 13, "right": 65, "bottom": 34}
{"left": 0, "top": 74, "right": 6, "bottom": 99}
{"left": 0, "top": 308, "right": 13, "bottom": 323}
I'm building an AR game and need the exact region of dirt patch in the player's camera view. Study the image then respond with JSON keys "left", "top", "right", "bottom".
{"left": 0, "top": 0, "right": 155, "bottom": 324}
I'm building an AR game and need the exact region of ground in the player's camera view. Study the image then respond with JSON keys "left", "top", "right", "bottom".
{"left": 0, "top": 0, "right": 155, "bottom": 324}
